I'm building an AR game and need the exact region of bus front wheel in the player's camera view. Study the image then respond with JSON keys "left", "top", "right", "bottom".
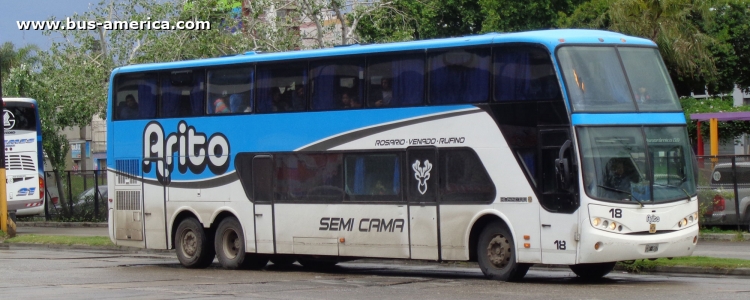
{"left": 175, "top": 217, "right": 215, "bottom": 269}
{"left": 215, "top": 217, "right": 268, "bottom": 270}
{"left": 477, "top": 221, "right": 530, "bottom": 281}
{"left": 569, "top": 262, "right": 616, "bottom": 279}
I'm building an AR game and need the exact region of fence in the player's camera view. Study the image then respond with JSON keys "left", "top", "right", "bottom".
{"left": 696, "top": 155, "right": 750, "bottom": 230}
{"left": 42, "top": 170, "right": 108, "bottom": 222}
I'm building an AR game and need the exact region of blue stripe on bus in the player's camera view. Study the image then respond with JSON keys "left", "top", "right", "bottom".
{"left": 112, "top": 30, "right": 655, "bottom": 75}
{"left": 571, "top": 113, "right": 686, "bottom": 125}
{"left": 110, "top": 105, "right": 475, "bottom": 181}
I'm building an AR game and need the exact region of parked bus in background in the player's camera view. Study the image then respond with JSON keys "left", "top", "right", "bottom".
{"left": 3, "top": 98, "right": 45, "bottom": 220}
{"left": 106, "top": 29, "right": 699, "bottom": 281}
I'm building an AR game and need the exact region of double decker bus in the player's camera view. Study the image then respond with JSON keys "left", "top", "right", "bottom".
{"left": 3, "top": 98, "right": 45, "bottom": 219}
{"left": 106, "top": 29, "right": 699, "bottom": 281}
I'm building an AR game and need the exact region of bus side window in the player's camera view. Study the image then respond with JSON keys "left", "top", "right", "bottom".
{"left": 207, "top": 67, "right": 254, "bottom": 114}
{"left": 344, "top": 153, "right": 401, "bottom": 201}
{"left": 257, "top": 64, "right": 307, "bottom": 113}
{"left": 115, "top": 73, "right": 157, "bottom": 120}
{"left": 310, "top": 58, "right": 365, "bottom": 111}
{"left": 367, "top": 53, "right": 425, "bottom": 108}
{"left": 494, "top": 46, "right": 560, "bottom": 102}
{"left": 440, "top": 149, "right": 495, "bottom": 202}
{"left": 429, "top": 48, "right": 490, "bottom": 105}
{"left": 160, "top": 70, "right": 204, "bottom": 118}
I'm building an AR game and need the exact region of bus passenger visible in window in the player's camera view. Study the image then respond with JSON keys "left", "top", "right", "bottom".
{"left": 272, "top": 88, "right": 291, "bottom": 112}
{"left": 119, "top": 94, "right": 139, "bottom": 119}
{"left": 339, "top": 90, "right": 361, "bottom": 109}
{"left": 371, "top": 78, "right": 393, "bottom": 107}
{"left": 291, "top": 84, "right": 306, "bottom": 111}
{"left": 213, "top": 97, "right": 230, "bottom": 114}
{"left": 635, "top": 87, "right": 650, "bottom": 104}
{"left": 229, "top": 94, "right": 251, "bottom": 113}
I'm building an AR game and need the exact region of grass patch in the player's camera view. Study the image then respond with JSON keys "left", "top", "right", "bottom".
{"left": 700, "top": 227, "right": 745, "bottom": 234}
{"left": 4, "top": 234, "right": 113, "bottom": 247}
{"left": 618, "top": 256, "right": 750, "bottom": 273}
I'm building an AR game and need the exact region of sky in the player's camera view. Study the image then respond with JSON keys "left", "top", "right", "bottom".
{"left": 0, "top": 0, "right": 100, "bottom": 50}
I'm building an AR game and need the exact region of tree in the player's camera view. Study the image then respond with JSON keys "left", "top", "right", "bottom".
{"left": 479, "top": 0, "right": 583, "bottom": 33}
{"left": 0, "top": 42, "right": 39, "bottom": 82}
{"left": 703, "top": 0, "right": 750, "bottom": 92}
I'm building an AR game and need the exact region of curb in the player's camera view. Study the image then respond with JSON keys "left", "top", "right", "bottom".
{"left": 699, "top": 233, "right": 750, "bottom": 242}
{"left": 0, "top": 242, "right": 174, "bottom": 255}
{"left": 15, "top": 222, "right": 108, "bottom": 228}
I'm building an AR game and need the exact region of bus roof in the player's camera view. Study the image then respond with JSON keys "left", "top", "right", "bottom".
{"left": 113, "top": 29, "right": 654, "bottom": 75}
{"left": 2, "top": 97, "right": 38, "bottom": 104}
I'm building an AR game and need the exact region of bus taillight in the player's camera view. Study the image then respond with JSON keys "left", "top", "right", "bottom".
{"left": 712, "top": 194, "right": 725, "bottom": 212}
{"left": 39, "top": 177, "right": 45, "bottom": 200}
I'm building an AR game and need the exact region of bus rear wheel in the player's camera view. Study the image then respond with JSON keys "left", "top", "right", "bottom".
{"left": 569, "top": 262, "right": 616, "bottom": 279}
{"left": 175, "top": 217, "right": 215, "bottom": 269}
{"left": 215, "top": 217, "right": 268, "bottom": 270}
{"left": 477, "top": 221, "right": 530, "bottom": 281}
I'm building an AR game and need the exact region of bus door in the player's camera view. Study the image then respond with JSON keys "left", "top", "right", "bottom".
{"left": 252, "top": 155, "right": 275, "bottom": 254}
{"left": 407, "top": 147, "right": 440, "bottom": 260}
{"left": 142, "top": 157, "right": 168, "bottom": 249}
{"left": 538, "top": 129, "right": 579, "bottom": 264}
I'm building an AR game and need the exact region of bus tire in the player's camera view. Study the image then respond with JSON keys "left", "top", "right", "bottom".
{"left": 175, "top": 217, "right": 215, "bottom": 269}
{"left": 215, "top": 217, "right": 267, "bottom": 270}
{"left": 569, "top": 262, "right": 616, "bottom": 279}
{"left": 477, "top": 221, "right": 530, "bottom": 281}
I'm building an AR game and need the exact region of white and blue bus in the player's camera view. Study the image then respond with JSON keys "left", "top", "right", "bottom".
{"left": 107, "top": 29, "right": 699, "bottom": 281}
{"left": 4, "top": 98, "right": 46, "bottom": 218}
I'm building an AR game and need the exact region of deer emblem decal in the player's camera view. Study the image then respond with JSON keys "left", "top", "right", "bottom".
{"left": 412, "top": 159, "right": 432, "bottom": 195}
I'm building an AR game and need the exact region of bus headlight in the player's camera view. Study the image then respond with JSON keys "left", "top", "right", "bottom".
{"left": 593, "top": 218, "right": 601, "bottom": 226}
{"left": 680, "top": 218, "right": 688, "bottom": 227}
{"left": 609, "top": 222, "right": 617, "bottom": 230}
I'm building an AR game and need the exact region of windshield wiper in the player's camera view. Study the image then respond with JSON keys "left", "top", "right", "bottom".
{"left": 653, "top": 183, "right": 694, "bottom": 201}
{"left": 597, "top": 185, "right": 644, "bottom": 207}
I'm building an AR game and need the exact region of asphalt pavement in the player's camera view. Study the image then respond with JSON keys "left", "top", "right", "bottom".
{"left": 9, "top": 222, "right": 750, "bottom": 276}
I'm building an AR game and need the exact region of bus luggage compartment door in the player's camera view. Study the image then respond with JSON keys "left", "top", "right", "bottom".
{"left": 142, "top": 157, "right": 167, "bottom": 249}
{"left": 407, "top": 147, "right": 439, "bottom": 260}
{"left": 252, "top": 156, "right": 275, "bottom": 254}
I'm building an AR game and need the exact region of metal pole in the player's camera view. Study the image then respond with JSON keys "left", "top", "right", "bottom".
{"left": 0, "top": 64, "right": 10, "bottom": 236}
{"left": 731, "top": 157, "right": 742, "bottom": 232}
{"left": 67, "top": 171, "right": 73, "bottom": 214}
{"left": 94, "top": 170, "right": 99, "bottom": 219}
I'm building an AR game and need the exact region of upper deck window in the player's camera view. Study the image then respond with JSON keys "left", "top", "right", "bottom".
{"left": 257, "top": 63, "right": 307, "bottom": 113}
{"left": 494, "top": 47, "right": 560, "bottom": 102}
{"left": 367, "top": 53, "right": 425, "bottom": 107}
{"left": 114, "top": 73, "right": 157, "bottom": 120}
{"left": 310, "top": 58, "right": 365, "bottom": 111}
{"left": 3, "top": 102, "right": 36, "bottom": 131}
{"left": 160, "top": 70, "right": 205, "bottom": 118}
{"left": 557, "top": 46, "right": 681, "bottom": 112}
{"left": 207, "top": 67, "right": 254, "bottom": 114}
{"left": 429, "top": 48, "right": 490, "bottom": 104}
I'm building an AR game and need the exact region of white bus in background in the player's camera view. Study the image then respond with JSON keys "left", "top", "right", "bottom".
{"left": 4, "top": 98, "right": 46, "bottom": 219}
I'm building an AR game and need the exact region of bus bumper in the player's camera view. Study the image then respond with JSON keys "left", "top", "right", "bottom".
{"left": 576, "top": 224, "right": 698, "bottom": 264}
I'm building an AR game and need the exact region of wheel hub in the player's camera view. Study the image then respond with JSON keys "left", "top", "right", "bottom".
{"left": 181, "top": 231, "right": 197, "bottom": 257}
{"left": 223, "top": 230, "right": 240, "bottom": 259}
{"left": 486, "top": 235, "right": 511, "bottom": 269}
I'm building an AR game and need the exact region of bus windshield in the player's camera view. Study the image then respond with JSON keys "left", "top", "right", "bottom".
{"left": 558, "top": 46, "right": 681, "bottom": 112}
{"left": 4, "top": 102, "right": 37, "bottom": 131}
{"left": 578, "top": 126, "right": 696, "bottom": 204}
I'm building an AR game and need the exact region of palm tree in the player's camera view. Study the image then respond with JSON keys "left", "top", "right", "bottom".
{"left": 605, "top": 0, "right": 717, "bottom": 77}
{"left": 0, "top": 42, "right": 40, "bottom": 81}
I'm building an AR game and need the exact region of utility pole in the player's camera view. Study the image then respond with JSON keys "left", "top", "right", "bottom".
{"left": 0, "top": 62, "right": 12, "bottom": 236}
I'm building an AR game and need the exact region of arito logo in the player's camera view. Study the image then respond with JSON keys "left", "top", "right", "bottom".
{"left": 143, "top": 121, "right": 230, "bottom": 184}
{"left": 4, "top": 109, "right": 16, "bottom": 130}
{"left": 412, "top": 159, "right": 432, "bottom": 195}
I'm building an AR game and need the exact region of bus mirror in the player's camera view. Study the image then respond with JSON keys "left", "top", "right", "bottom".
{"left": 555, "top": 140, "right": 572, "bottom": 191}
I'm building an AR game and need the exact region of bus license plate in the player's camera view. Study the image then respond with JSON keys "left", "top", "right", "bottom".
{"left": 645, "top": 244, "right": 659, "bottom": 253}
